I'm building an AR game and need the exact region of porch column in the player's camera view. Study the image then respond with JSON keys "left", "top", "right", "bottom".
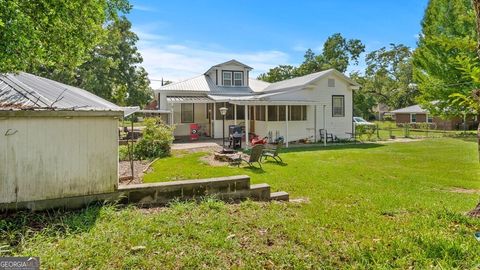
{"left": 234, "top": 104, "right": 237, "bottom": 125}
{"left": 245, "top": 105, "right": 249, "bottom": 148}
{"left": 285, "top": 105, "right": 289, "bottom": 148}
{"left": 170, "top": 103, "right": 174, "bottom": 125}
{"left": 265, "top": 105, "right": 269, "bottom": 142}
{"left": 213, "top": 103, "right": 216, "bottom": 138}
{"left": 314, "top": 105, "right": 317, "bottom": 143}
{"left": 323, "top": 105, "right": 327, "bottom": 147}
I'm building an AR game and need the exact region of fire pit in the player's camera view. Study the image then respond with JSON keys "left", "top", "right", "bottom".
{"left": 214, "top": 149, "right": 239, "bottom": 163}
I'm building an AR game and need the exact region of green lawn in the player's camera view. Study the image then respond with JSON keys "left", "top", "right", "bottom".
{"left": 2, "top": 138, "right": 480, "bottom": 269}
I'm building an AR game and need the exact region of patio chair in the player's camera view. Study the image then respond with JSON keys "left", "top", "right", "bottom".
{"left": 319, "top": 129, "right": 335, "bottom": 143}
{"left": 233, "top": 144, "right": 265, "bottom": 169}
{"left": 261, "top": 143, "right": 283, "bottom": 163}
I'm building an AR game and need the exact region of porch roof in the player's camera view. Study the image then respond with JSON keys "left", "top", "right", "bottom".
{"left": 229, "top": 100, "right": 324, "bottom": 106}
{"left": 167, "top": 96, "right": 213, "bottom": 103}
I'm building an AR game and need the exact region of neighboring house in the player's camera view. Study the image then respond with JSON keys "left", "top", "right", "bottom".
{"left": 0, "top": 72, "right": 123, "bottom": 208}
{"left": 372, "top": 103, "right": 391, "bottom": 120}
{"left": 154, "top": 60, "right": 360, "bottom": 146}
{"left": 390, "top": 103, "right": 477, "bottom": 130}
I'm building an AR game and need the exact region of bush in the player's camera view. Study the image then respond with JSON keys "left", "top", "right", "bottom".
{"left": 356, "top": 124, "right": 377, "bottom": 141}
{"left": 134, "top": 118, "right": 174, "bottom": 160}
{"left": 119, "top": 145, "right": 130, "bottom": 161}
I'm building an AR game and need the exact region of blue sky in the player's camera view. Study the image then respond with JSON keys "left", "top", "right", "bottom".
{"left": 127, "top": 0, "right": 428, "bottom": 88}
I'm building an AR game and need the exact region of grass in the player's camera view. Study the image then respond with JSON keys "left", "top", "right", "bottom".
{"left": 2, "top": 138, "right": 480, "bottom": 268}
{"left": 357, "top": 121, "right": 478, "bottom": 141}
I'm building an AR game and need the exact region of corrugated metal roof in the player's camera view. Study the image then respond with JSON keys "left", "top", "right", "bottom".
{"left": 390, "top": 104, "right": 428, "bottom": 114}
{"left": 0, "top": 72, "right": 122, "bottom": 112}
{"left": 157, "top": 75, "right": 213, "bottom": 92}
{"left": 156, "top": 68, "right": 359, "bottom": 96}
{"left": 263, "top": 70, "right": 330, "bottom": 92}
{"left": 157, "top": 75, "right": 266, "bottom": 94}
{"left": 167, "top": 96, "right": 213, "bottom": 103}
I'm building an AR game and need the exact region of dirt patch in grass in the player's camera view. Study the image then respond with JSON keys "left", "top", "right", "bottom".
{"left": 448, "top": 187, "right": 480, "bottom": 194}
{"left": 119, "top": 160, "right": 152, "bottom": 185}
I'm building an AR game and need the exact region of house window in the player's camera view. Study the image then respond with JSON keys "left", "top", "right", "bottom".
{"left": 332, "top": 95, "right": 345, "bottom": 117}
{"left": 234, "top": 72, "right": 243, "bottom": 86}
{"left": 427, "top": 115, "right": 433, "bottom": 123}
{"left": 328, "top": 78, "right": 335, "bottom": 87}
{"left": 411, "top": 113, "right": 417, "bottom": 123}
{"left": 236, "top": 105, "right": 245, "bottom": 120}
{"left": 268, "top": 106, "right": 278, "bottom": 121}
{"left": 255, "top": 105, "right": 265, "bottom": 121}
{"left": 278, "top": 106, "right": 286, "bottom": 121}
{"left": 222, "top": 71, "right": 243, "bottom": 86}
{"left": 289, "top": 105, "right": 307, "bottom": 121}
{"left": 181, "top": 103, "right": 194, "bottom": 123}
{"left": 222, "top": 71, "right": 232, "bottom": 86}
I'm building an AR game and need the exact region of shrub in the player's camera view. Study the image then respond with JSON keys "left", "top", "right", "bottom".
{"left": 134, "top": 118, "right": 175, "bottom": 160}
{"left": 355, "top": 125, "right": 377, "bottom": 141}
{"left": 383, "top": 113, "right": 393, "bottom": 121}
{"left": 119, "top": 145, "right": 130, "bottom": 161}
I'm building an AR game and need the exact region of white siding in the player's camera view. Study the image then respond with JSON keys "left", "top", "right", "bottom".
{"left": 266, "top": 75, "right": 353, "bottom": 139}
{"left": 0, "top": 114, "right": 118, "bottom": 203}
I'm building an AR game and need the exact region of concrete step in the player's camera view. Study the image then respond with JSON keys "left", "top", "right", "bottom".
{"left": 217, "top": 183, "right": 271, "bottom": 202}
{"left": 248, "top": 183, "right": 271, "bottom": 201}
{"left": 270, "top": 191, "right": 289, "bottom": 201}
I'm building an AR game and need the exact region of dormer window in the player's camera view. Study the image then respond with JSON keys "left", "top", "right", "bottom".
{"left": 222, "top": 71, "right": 232, "bottom": 86}
{"left": 234, "top": 72, "right": 243, "bottom": 86}
{"left": 222, "top": 71, "right": 243, "bottom": 86}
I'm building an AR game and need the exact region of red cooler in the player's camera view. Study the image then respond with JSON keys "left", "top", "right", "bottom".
{"left": 190, "top": 123, "right": 200, "bottom": 141}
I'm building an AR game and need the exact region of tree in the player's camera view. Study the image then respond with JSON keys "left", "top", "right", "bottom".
{"left": 0, "top": 0, "right": 130, "bottom": 73}
{"left": 349, "top": 72, "right": 377, "bottom": 119}
{"left": 74, "top": 17, "right": 152, "bottom": 106}
{"left": 258, "top": 33, "right": 365, "bottom": 82}
{"left": 460, "top": 0, "right": 480, "bottom": 217}
{"left": 362, "top": 44, "right": 417, "bottom": 110}
{"left": 257, "top": 65, "right": 298, "bottom": 83}
{"left": 413, "top": 0, "right": 479, "bottom": 116}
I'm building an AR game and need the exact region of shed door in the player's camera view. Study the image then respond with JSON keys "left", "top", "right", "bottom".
{"left": 0, "top": 118, "right": 18, "bottom": 204}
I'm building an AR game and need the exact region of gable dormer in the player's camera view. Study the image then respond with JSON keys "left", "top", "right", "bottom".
{"left": 204, "top": 59, "right": 252, "bottom": 87}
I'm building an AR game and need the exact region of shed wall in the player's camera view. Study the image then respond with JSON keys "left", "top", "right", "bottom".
{"left": 0, "top": 115, "right": 118, "bottom": 203}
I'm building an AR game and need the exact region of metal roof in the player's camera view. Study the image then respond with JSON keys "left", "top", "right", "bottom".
{"left": 0, "top": 72, "right": 122, "bottom": 112}
{"left": 157, "top": 75, "right": 265, "bottom": 93}
{"left": 167, "top": 96, "right": 213, "bottom": 103}
{"left": 263, "top": 69, "right": 360, "bottom": 92}
{"left": 155, "top": 68, "right": 359, "bottom": 95}
{"left": 390, "top": 104, "right": 428, "bottom": 114}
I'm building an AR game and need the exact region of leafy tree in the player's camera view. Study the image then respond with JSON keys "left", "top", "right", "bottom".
{"left": 413, "top": 0, "right": 479, "bottom": 116}
{"left": 349, "top": 72, "right": 377, "bottom": 119}
{"left": 259, "top": 33, "right": 365, "bottom": 82}
{"left": 0, "top": 0, "right": 130, "bottom": 73}
{"left": 363, "top": 44, "right": 417, "bottom": 110}
{"left": 74, "top": 17, "right": 153, "bottom": 106}
{"left": 257, "top": 65, "right": 298, "bottom": 83}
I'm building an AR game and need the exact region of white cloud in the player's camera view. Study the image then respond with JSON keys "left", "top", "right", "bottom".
{"left": 134, "top": 28, "right": 292, "bottom": 89}
{"left": 132, "top": 4, "right": 156, "bottom": 12}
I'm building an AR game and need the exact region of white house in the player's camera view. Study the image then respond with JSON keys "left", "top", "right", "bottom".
{"left": 154, "top": 60, "right": 360, "bottom": 147}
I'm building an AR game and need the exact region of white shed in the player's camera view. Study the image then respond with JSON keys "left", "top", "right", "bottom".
{"left": 0, "top": 72, "right": 123, "bottom": 206}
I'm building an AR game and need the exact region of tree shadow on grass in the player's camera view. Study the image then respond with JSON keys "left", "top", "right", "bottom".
{"left": 261, "top": 160, "right": 288, "bottom": 167}
{"left": 0, "top": 203, "right": 105, "bottom": 254}
{"left": 241, "top": 166, "right": 266, "bottom": 174}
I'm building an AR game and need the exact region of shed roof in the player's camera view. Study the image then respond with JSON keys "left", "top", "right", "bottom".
{"left": 0, "top": 72, "right": 122, "bottom": 112}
